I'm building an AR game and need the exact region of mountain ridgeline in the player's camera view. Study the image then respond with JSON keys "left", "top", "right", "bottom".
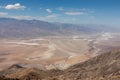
{"left": 0, "top": 18, "right": 119, "bottom": 38}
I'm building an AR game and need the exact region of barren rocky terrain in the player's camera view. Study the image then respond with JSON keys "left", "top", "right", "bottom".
{"left": 0, "top": 48, "right": 120, "bottom": 80}
{"left": 0, "top": 32, "right": 120, "bottom": 71}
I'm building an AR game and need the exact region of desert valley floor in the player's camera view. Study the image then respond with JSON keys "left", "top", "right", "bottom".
{"left": 0, "top": 32, "right": 120, "bottom": 70}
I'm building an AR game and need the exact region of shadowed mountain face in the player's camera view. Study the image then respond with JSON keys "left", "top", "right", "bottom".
{"left": 0, "top": 50, "right": 120, "bottom": 80}
{"left": 0, "top": 18, "right": 119, "bottom": 38}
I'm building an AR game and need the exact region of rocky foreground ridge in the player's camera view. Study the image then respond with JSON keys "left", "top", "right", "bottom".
{"left": 0, "top": 50, "right": 120, "bottom": 80}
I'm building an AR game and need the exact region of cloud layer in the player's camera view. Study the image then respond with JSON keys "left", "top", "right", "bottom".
{"left": 0, "top": 12, "right": 8, "bottom": 16}
{"left": 5, "top": 3, "right": 26, "bottom": 10}
{"left": 65, "top": 12, "right": 86, "bottom": 15}
{"left": 46, "top": 9, "right": 52, "bottom": 13}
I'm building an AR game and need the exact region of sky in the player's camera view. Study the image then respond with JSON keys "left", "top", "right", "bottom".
{"left": 0, "top": 0, "right": 120, "bottom": 26}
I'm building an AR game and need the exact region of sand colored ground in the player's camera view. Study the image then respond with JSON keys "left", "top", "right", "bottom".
{"left": 0, "top": 33, "right": 120, "bottom": 70}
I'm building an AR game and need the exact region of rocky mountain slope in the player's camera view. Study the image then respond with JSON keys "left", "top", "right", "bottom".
{"left": 64, "top": 50, "right": 120, "bottom": 80}
{"left": 0, "top": 18, "right": 118, "bottom": 38}
{"left": 0, "top": 50, "right": 120, "bottom": 80}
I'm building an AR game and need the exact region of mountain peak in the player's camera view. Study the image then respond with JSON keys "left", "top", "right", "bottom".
{"left": 8, "top": 64, "right": 24, "bottom": 70}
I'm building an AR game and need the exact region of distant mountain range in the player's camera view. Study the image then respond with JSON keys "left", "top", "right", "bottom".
{"left": 0, "top": 50, "right": 120, "bottom": 80}
{"left": 0, "top": 18, "right": 119, "bottom": 38}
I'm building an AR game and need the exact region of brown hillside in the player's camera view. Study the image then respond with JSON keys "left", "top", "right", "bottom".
{"left": 0, "top": 50, "right": 120, "bottom": 80}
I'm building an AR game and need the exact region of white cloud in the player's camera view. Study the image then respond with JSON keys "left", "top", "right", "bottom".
{"left": 65, "top": 12, "right": 86, "bottom": 15}
{"left": 57, "top": 7, "right": 64, "bottom": 11}
{"left": 10, "top": 15, "right": 34, "bottom": 20}
{"left": 46, "top": 14, "right": 57, "bottom": 18}
{"left": 13, "top": 15, "right": 56, "bottom": 20}
{"left": 0, "top": 12, "right": 8, "bottom": 16}
{"left": 46, "top": 9, "right": 52, "bottom": 13}
{"left": 5, "top": 3, "right": 26, "bottom": 10}
{"left": 0, "top": 14, "right": 58, "bottom": 22}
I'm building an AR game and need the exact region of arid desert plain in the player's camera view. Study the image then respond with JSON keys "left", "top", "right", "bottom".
{"left": 0, "top": 32, "right": 120, "bottom": 70}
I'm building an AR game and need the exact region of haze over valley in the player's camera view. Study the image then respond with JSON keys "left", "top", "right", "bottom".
{"left": 0, "top": 18, "right": 120, "bottom": 71}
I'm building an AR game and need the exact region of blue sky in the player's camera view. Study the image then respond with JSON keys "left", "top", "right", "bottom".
{"left": 0, "top": 0, "right": 120, "bottom": 26}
